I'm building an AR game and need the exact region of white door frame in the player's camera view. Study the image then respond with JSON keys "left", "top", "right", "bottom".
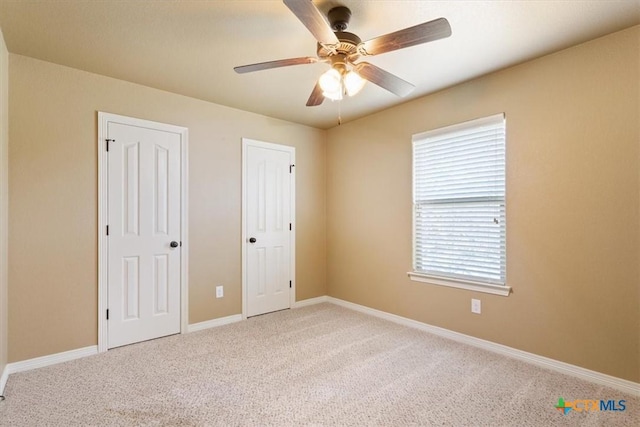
{"left": 241, "top": 138, "right": 295, "bottom": 319}
{"left": 97, "top": 112, "right": 189, "bottom": 353}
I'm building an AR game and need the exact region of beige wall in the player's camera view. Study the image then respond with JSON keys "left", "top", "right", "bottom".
{"left": 0, "top": 27, "right": 8, "bottom": 381}
{"left": 8, "top": 55, "right": 327, "bottom": 362}
{"left": 327, "top": 26, "right": 639, "bottom": 382}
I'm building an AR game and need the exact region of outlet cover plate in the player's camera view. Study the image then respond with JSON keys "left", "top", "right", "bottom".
{"left": 216, "top": 285, "right": 223, "bottom": 298}
{"left": 471, "top": 299, "right": 481, "bottom": 314}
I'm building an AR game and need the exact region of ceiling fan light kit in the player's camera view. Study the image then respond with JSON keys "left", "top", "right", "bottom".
{"left": 234, "top": 0, "right": 452, "bottom": 107}
{"left": 318, "top": 52, "right": 366, "bottom": 101}
{"left": 318, "top": 67, "right": 365, "bottom": 101}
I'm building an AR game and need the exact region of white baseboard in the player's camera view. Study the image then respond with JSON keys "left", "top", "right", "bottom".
{"left": 327, "top": 297, "right": 640, "bottom": 397}
{"left": 187, "top": 314, "right": 243, "bottom": 333}
{"left": 189, "top": 297, "right": 328, "bottom": 332}
{"left": 0, "top": 363, "right": 8, "bottom": 395}
{"left": 293, "top": 295, "right": 329, "bottom": 308}
{"left": 3, "top": 298, "right": 636, "bottom": 397}
{"left": 6, "top": 345, "right": 98, "bottom": 377}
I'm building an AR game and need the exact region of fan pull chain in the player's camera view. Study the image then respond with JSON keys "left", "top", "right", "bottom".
{"left": 338, "top": 100, "right": 342, "bottom": 125}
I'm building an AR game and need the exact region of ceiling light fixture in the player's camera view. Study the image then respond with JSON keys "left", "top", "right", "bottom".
{"left": 234, "top": 1, "right": 452, "bottom": 108}
{"left": 318, "top": 54, "right": 366, "bottom": 101}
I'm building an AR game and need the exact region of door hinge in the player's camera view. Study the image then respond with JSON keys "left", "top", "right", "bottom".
{"left": 289, "top": 280, "right": 292, "bottom": 288}
{"left": 289, "top": 164, "right": 295, "bottom": 173}
{"left": 106, "top": 138, "right": 114, "bottom": 151}
{"left": 106, "top": 225, "right": 109, "bottom": 236}
{"left": 106, "top": 309, "right": 109, "bottom": 320}
{"left": 289, "top": 223, "right": 292, "bottom": 231}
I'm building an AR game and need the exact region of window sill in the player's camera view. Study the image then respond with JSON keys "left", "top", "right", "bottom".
{"left": 407, "top": 272, "right": 512, "bottom": 296}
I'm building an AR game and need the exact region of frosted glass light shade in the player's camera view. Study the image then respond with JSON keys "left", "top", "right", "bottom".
{"left": 344, "top": 71, "right": 366, "bottom": 96}
{"left": 319, "top": 68, "right": 342, "bottom": 93}
{"left": 318, "top": 67, "right": 366, "bottom": 101}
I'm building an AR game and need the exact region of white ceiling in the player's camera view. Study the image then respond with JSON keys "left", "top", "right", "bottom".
{"left": 0, "top": 1, "right": 638, "bottom": 129}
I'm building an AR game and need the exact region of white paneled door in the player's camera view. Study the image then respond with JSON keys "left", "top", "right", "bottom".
{"left": 244, "top": 139, "right": 295, "bottom": 317}
{"left": 107, "top": 119, "right": 182, "bottom": 349}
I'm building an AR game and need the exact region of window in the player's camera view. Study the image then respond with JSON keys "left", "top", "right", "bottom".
{"left": 408, "top": 114, "right": 510, "bottom": 296}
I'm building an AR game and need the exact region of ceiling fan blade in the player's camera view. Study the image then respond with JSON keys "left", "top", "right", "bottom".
{"left": 359, "top": 18, "right": 451, "bottom": 56}
{"left": 234, "top": 57, "right": 318, "bottom": 74}
{"left": 356, "top": 62, "right": 415, "bottom": 97}
{"left": 306, "top": 81, "right": 325, "bottom": 106}
{"left": 283, "top": 0, "right": 339, "bottom": 45}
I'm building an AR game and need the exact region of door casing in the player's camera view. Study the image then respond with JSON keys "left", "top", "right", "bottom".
{"left": 98, "top": 112, "right": 189, "bottom": 353}
{"left": 241, "top": 138, "right": 296, "bottom": 319}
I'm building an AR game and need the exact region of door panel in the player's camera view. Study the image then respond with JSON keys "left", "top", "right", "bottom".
{"left": 246, "top": 143, "right": 293, "bottom": 317}
{"left": 124, "top": 142, "right": 140, "bottom": 236}
{"left": 154, "top": 254, "right": 169, "bottom": 315}
{"left": 108, "top": 123, "right": 181, "bottom": 348}
{"left": 123, "top": 256, "right": 139, "bottom": 320}
{"left": 154, "top": 145, "right": 169, "bottom": 235}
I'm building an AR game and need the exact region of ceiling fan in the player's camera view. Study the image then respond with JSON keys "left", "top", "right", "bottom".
{"left": 234, "top": 0, "right": 452, "bottom": 107}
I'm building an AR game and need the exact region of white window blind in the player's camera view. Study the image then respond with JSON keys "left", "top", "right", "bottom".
{"left": 412, "top": 114, "right": 506, "bottom": 286}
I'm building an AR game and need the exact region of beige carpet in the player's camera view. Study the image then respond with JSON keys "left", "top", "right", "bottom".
{"left": 0, "top": 303, "right": 637, "bottom": 426}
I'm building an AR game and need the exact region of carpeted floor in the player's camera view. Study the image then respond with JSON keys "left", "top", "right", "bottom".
{"left": 0, "top": 303, "right": 637, "bottom": 426}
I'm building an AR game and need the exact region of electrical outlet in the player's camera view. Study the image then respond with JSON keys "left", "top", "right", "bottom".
{"left": 216, "top": 285, "right": 224, "bottom": 299}
{"left": 471, "top": 299, "right": 481, "bottom": 314}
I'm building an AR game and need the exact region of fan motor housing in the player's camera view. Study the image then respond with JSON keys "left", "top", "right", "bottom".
{"left": 317, "top": 31, "right": 362, "bottom": 58}
{"left": 328, "top": 6, "right": 352, "bottom": 31}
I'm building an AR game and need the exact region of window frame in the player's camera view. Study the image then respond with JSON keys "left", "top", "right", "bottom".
{"left": 408, "top": 113, "right": 511, "bottom": 296}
